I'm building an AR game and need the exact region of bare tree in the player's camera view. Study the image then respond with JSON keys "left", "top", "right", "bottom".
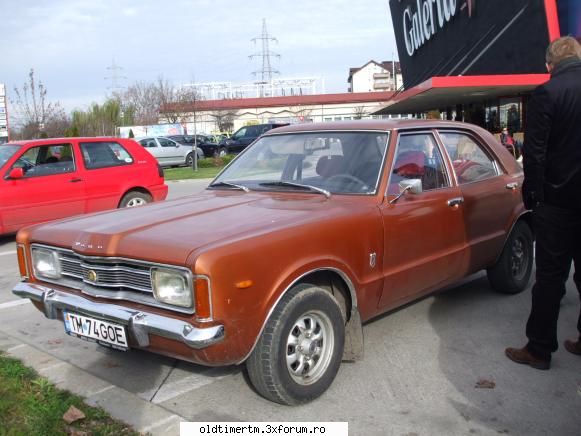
{"left": 12, "top": 69, "right": 68, "bottom": 139}
{"left": 210, "top": 110, "right": 236, "bottom": 133}
{"left": 156, "top": 77, "right": 199, "bottom": 124}
{"left": 114, "top": 82, "right": 159, "bottom": 125}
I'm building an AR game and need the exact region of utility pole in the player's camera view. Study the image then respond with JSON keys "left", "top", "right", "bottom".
{"left": 105, "top": 58, "right": 127, "bottom": 93}
{"left": 249, "top": 19, "right": 280, "bottom": 97}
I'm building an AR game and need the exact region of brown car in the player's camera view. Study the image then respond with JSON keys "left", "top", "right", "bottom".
{"left": 13, "top": 120, "right": 533, "bottom": 405}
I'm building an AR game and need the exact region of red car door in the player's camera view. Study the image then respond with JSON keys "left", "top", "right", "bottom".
{"left": 378, "top": 131, "right": 467, "bottom": 310}
{"left": 1, "top": 141, "right": 85, "bottom": 233}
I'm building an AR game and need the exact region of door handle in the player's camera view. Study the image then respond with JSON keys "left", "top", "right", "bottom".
{"left": 506, "top": 182, "right": 519, "bottom": 190}
{"left": 69, "top": 178, "right": 82, "bottom": 183}
{"left": 447, "top": 197, "right": 464, "bottom": 207}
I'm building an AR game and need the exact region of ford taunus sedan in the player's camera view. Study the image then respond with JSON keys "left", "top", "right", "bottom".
{"left": 13, "top": 120, "right": 533, "bottom": 405}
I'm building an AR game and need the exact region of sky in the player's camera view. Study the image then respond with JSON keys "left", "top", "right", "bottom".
{"left": 1, "top": 0, "right": 398, "bottom": 116}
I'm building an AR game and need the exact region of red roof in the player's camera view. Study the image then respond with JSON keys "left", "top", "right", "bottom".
{"left": 161, "top": 91, "right": 396, "bottom": 113}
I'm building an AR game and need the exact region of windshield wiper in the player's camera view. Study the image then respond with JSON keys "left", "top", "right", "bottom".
{"left": 208, "top": 180, "right": 250, "bottom": 192}
{"left": 259, "top": 181, "right": 331, "bottom": 198}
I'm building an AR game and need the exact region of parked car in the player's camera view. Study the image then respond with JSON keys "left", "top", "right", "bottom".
{"left": 137, "top": 136, "right": 204, "bottom": 167}
{"left": 217, "top": 123, "right": 289, "bottom": 155}
{"left": 0, "top": 137, "right": 167, "bottom": 235}
{"left": 13, "top": 120, "right": 532, "bottom": 405}
{"left": 166, "top": 134, "right": 220, "bottom": 158}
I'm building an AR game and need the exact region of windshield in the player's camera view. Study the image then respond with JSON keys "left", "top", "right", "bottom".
{"left": 0, "top": 145, "right": 21, "bottom": 169}
{"left": 212, "top": 131, "right": 389, "bottom": 195}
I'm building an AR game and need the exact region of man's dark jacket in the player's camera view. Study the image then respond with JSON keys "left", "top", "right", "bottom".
{"left": 523, "top": 58, "right": 581, "bottom": 211}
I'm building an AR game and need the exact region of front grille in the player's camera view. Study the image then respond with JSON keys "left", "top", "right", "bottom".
{"left": 30, "top": 244, "right": 194, "bottom": 314}
{"left": 59, "top": 251, "right": 153, "bottom": 293}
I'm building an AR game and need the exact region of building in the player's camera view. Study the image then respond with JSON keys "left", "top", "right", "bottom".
{"left": 0, "top": 84, "right": 9, "bottom": 144}
{"left": 160, "top": 91, "right": 409, "bottom": 135}
{"left": 347, "top": 60, "right": 403, "bottom": 93}
{"left": 375, "top": 0, "right": 580, "bottom": 135}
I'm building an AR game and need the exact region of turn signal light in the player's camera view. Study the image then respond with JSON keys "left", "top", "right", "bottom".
{"left": 195, "top": 277, "right": 212, "bottom": 320}
{"left": 17, "top": 244, "right": 28, "bottom": 278}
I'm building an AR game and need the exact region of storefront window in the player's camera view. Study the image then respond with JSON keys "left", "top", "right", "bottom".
{"left": 499, "top": 98, "right": 522, "bottom": 134}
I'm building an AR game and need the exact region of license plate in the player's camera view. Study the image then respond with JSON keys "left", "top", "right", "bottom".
{"left": 64, "top": 311, "right": 129, "bottom": 351}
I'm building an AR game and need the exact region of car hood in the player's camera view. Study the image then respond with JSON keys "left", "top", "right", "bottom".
{"left": 24, "top": 190, "right": 365, "bottom": 266}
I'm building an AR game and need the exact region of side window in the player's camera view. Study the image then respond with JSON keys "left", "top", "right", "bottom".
{"left": 140, "top": 139, "right": 157, "bottom": 148}
{"left": 388, "top": 133, "right": 449, "bottom": 195}
{"left": 438, "top": 131, "right": 498, "bottom": 184}
{"left": 158, "top": 138, "right": 176, "bottom": 147}
{"left": 233, "top": 127, "right": 247, "bottom": 139}
{"left": 245, "top": 126, "right": 260, "bottom": 137}
{"left": 81, "top": 141, "right": 133, "bottom": 170}
{"left": 13, "top": 143, "right": 75, "bottom": 177}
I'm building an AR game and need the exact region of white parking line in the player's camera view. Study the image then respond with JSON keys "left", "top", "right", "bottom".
{"left": 0, "top": 299, "right": 30, "bottom": 310}
{"left": 148, "top": 368, "right": 234, "bottom": 404}
{"left": 0, "top": 250, "right": 17, "bottom": 257}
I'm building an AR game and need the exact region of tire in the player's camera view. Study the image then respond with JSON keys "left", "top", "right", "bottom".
{"left": 487, "top": 220, "right": 533, "bottom": 294}
{"left": 118, "top": 191, "right": 152, "bottom": 208}
{"left": 185, "top": 153, "right": 193, "bottom": 167}
{"left": 246, "top": 284, "right": 345, "bottom": 405}
{"left": 218, "top": 147, "right": 228, "bottom": 157}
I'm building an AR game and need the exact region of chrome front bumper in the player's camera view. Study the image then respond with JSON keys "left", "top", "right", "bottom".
{"left": 13, "top": 282, "right": 224, "bottom": 350}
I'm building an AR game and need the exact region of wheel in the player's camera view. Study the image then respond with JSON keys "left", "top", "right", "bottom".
{"left": 218, "top": 147, "right": 228, "bottom": 157}
{"left": 118, "top": 191, "right": 152, "bottom": 208}
{"left": 487, "top": 220, "right": 533, "bottom": 294}
{"left": 246, "top": 284, "right": 345, "bottom": 405}
{"left": 185, "top": 153, "right": 193, "bottom": 167}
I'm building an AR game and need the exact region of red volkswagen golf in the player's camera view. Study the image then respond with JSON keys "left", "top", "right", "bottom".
{"left": 0, "top": 137, "right": 168, "bottom": 235}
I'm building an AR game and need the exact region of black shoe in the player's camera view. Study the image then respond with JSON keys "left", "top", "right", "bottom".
{"left": 505, "top": 346, "right": 550, "bottom": 370}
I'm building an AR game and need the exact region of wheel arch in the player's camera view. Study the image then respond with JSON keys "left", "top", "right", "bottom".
{"left": 239, "top": 267, "right": 364, "bottom": 364}
{"left": 117, "top": 187, "right": 153, "bottom": 208}
{"left": 491, "top": 210, "right": 533, "bottom": 266}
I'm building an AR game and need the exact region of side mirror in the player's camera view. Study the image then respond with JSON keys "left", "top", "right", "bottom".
{"left": 399, "top": 178, "right": 422, "bottom": 194}
{"left": 7, "top": 167, "right": 24, "bottom": 179}
{"left": 389, "top": 178, "right": 422, "bottom": 204}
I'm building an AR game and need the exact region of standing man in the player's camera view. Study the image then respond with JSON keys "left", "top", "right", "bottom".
{"left": 506, "top": 36, "right": 581, "bottom": 370}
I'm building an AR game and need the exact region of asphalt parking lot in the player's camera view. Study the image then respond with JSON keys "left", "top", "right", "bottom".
{"left": 1, "top": 179, "right": 580, "bottom": 436}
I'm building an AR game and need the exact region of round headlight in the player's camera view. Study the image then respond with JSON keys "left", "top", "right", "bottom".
{"left": 152, "top": 268, "right": 192, "bottom": 308}
{"left": 31, "top": 248, "right": 62, "bottom": 279}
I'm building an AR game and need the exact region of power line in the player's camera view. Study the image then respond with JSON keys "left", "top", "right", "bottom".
{"left": 105, "top": 58, "right": 127, "bottom": 92}
{"left": 249, "top": 19, "right": 280, "bottom": 86}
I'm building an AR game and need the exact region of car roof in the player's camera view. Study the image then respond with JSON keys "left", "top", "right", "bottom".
{"left": 266, "top": 119, "right": 485, "bottom": 134}
{"left": 6, "top": 137, "right": 128, "bottom": 147}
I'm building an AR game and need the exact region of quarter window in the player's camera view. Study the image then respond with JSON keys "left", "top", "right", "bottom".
{"left": 438, "top": 132, "right": 498, "bottom": 184}
{"left": 388, "top": 133, "right": 448, "bottom": 195}
{"left": 80, "top": 141, "right": 133, "bottom": 169}
{"left": 13, "top": 143, "right": 75, "bottom": 177}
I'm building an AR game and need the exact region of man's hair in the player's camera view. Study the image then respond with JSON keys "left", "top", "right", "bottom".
{"left": 545, "top": 36, "right": 581, "bottom": 65}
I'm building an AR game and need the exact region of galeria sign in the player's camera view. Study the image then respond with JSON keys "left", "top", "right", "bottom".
{"left": 403, "top": 0, "right": 459, "bottom": 56}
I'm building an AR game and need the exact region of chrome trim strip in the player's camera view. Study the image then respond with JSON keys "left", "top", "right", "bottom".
{"left": 237, "top": 266, "right": 358, "bottom": 364}
{"left": 12, "top": 282, "right": 223, "bottom": 350}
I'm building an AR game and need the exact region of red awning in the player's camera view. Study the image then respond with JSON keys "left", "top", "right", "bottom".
{"left": 374, "top": 74, "right": 550, "bottom": 114}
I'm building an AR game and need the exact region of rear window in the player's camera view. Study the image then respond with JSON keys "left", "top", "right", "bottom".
{"left": 80, "top": 141, "right": 133, "bottom": 170}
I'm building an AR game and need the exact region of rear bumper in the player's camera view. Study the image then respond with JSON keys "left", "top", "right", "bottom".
{"left": 150, "top": 183, "right": 169, "bottom": 201}
{"left": 12, "top": 282, "right": 224, "bottom": 350}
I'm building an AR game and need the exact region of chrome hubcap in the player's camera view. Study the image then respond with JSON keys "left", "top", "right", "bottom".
{"left": 126, "top": 198, "right": 146, "bottom": 207}
{"left": 511, "top": 237, "right": 527, "bottom": 279}
{"left": 286, "top": 311, "right": 334, "bottom": 385}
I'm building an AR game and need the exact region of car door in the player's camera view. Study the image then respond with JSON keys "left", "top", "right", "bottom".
{"left": 378, "top": 131, "right": 467, "bottom": 309}
{"left": 139, "top": 138, "right": 163, "bottom": 164}
{"left": 1, "top": 142, "right": 85, "bottom": 232}
{"left": 157, "top": 137, "right": 183, "bottom": 165}
{"left": 79, "top": 139, "right": 141, "bottom": 211}
{"left": 437, "top": 129, "right": 517, "bottom": 271}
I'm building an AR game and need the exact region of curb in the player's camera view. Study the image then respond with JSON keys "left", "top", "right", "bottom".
{"left": 0, "top": 330, "right": 185, "bottom": 435}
